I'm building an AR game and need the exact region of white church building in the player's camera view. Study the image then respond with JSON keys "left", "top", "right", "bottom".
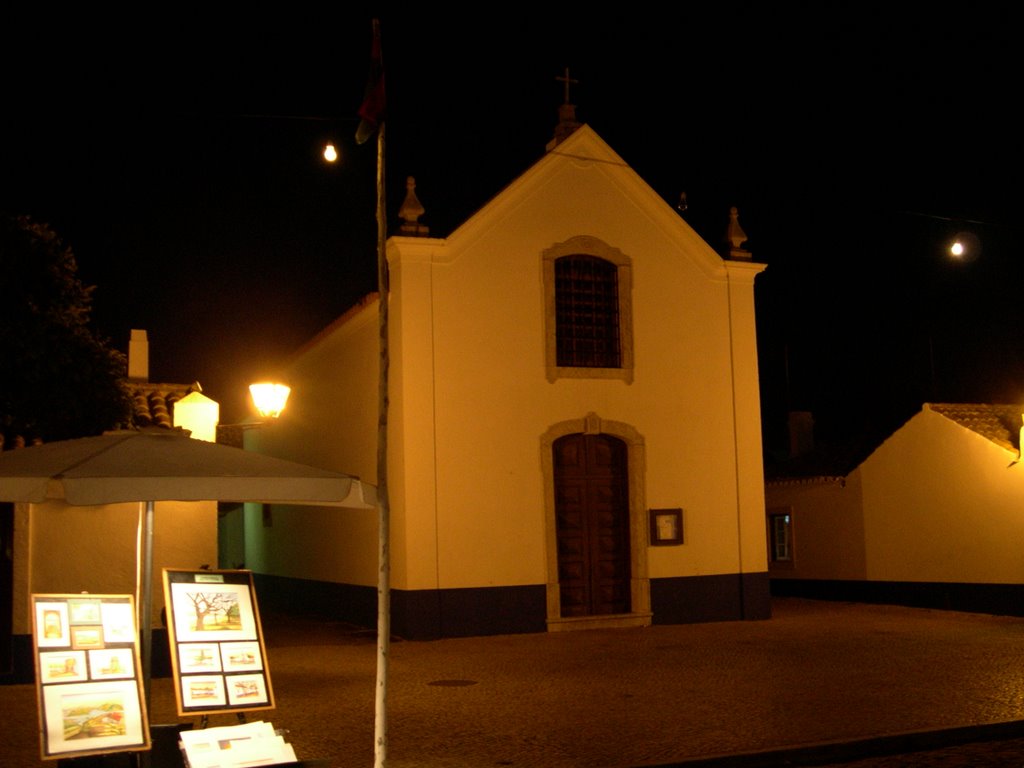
{"left": 240, "top": 112, "right": 771, "bottom": 639}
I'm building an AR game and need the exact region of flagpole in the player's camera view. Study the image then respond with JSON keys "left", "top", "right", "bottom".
{"left": 373, "top": 114, "right": 390, "bottom": 768}
{"left": 355, "top": 17, "right": 388, "bottom": 766}
{"left": 354, "top": 16, "right": 390, "bottom": 767}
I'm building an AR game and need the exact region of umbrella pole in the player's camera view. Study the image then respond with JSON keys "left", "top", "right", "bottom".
{"left": 141, "top": 500, "right": 154, "bottom": 707}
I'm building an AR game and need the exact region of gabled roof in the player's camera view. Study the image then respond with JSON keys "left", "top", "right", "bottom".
{"left": 765, "top": 402, "right": 1024, "bottom": 486}
{"left": 439, "top": 124, "right": 746, "bottom": 279}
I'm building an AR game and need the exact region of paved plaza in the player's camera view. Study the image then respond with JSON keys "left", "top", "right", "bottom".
{"left": 6, "top": 598, "right": 1024, "bottom": 768}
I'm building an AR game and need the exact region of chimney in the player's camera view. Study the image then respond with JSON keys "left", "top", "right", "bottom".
{"left": 788, "top": 411, "right": 815, "bottom": 458}
{"left": 128, "top": 329, "right": 149, "bottom": 381}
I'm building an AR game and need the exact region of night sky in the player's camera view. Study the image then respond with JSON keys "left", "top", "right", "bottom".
{"left": 3, "top": 11, "right": 1021, "bottom": 448}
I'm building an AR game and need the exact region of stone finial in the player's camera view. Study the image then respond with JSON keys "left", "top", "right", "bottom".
{"left": 398, "top": 176, "right": 429, "bottom": 236}
{"left": 725, "top": 206, "right": 752, "bottom": 260}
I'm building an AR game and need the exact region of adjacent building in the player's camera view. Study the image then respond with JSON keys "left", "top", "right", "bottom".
{"left": 767, "top": 403, "right": 1024, "bottom": 615}
{"left": 0, "top": 330, "right": 220, "bottom": 682}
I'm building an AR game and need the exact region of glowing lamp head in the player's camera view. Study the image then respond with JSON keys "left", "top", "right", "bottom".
{"left": 249, "top": 382, "right": 291, "bottom": 420}
{"left": 323, "top": 143, "right": 338, "bottom": 163}
{"left": 948, "top": 231, "right": 980, "bottom": 263}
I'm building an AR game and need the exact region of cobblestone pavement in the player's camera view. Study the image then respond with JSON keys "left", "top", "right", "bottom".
{"left": 6, "top": 598, "right": 1024, "bottom": 767}
{"left": 666, "top": 726, "right": 1024, "bottom": 766}
{"left": 818, "top": 739, "right": 1024, "bottom": 768}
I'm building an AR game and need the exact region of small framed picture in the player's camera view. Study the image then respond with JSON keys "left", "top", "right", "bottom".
{"left": 225, "top": 673, "right": 269, "bottom": 706}
{"left": 38, "top": 651, "right": 88, "bottom": 684}
{"left": 71, "top": 626, "right": 105, "bottom": 650}
{"left": 649, "top": 508, "right": 683, "bottom": 546}
{"left": 178, "top": 643, "right": 222, "bottom": 674}
{"left": 35, "top": 602, "right": 71, "bottom": 648}
{"left": 89, "top": 648, "right": 135, "bottom": 680}
{"left": 181, "top": 675, "right": 227, "bottom": 709}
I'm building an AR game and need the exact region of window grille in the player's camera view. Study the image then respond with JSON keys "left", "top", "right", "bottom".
{"left": 555, "top": 255, "right": 621, "bottom": 368}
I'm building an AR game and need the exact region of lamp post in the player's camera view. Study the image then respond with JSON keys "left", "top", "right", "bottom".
{"left": 214, "top": 381, "right": 292, "bottom": 577}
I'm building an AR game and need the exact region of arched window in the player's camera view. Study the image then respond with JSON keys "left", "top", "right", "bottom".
{"left": 543, "top": 236, "right": 633, "bottom": 383}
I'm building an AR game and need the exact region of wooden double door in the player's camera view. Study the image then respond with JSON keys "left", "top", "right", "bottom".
{"left": 553, "top": 434, "right": 631, "bottom": 617}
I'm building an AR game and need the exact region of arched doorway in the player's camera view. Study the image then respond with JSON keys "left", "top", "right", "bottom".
{"left": 542, "top": 414, "right": 651, "bottom": 630}
{"left": 553, "top": 433, "right": 631, "bottom": 617}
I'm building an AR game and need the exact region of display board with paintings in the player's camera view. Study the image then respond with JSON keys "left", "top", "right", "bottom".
{"left": 31, "top": 593, "right": 151, "bottom": 761}
{"left": 162, "top": 568, "right": 275, "bottom": 717}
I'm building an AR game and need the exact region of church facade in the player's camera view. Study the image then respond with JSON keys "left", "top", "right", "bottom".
{"left": 248, "top": 123, "right": 771, "bottom": 638}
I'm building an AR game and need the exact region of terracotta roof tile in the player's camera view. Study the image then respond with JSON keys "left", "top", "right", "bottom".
{"left": 1, "top": 383, "right": 199, "bottom": 451}
{"left": 928, "top": 402, "right": 1023, "bottom": 453}
{"left": 766, "top": 402, "right": 1024, "bottom": 485}
{"left": 129, "top": 383, "right": 195, "bottom": 430}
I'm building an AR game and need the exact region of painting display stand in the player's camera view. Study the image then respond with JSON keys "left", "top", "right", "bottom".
{"left": 163, "top": 569, "right": 307, "bottom": 767}
{"left": 31, "top": 594, "right": 151, "bottom": 762}
{"left": 162, "top": 568, "right": 275, "bottom": 718}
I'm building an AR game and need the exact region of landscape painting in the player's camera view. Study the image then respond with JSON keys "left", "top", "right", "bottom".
{"left": 169, "top": 582, "right": 257, "bottom": 643}
{"left": 42, "top": 680, "right": 146, "bottom": 756}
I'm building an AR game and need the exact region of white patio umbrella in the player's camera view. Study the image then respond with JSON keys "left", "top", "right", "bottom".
{"left": 0, "top": 427, "right": 376, "bottom": 702}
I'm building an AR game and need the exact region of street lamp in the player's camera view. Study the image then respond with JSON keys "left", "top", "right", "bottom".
{"left": 249, "top": 382, "right": 291, "bottom": 420}
{"left": 948, "top": 231, "right": 980, "bottom": 263}
{"left": 218, "top": 381, "right": 293, "bottom": 571}
{"left": 215, "top": 382, "right": 291, "bottom": 449}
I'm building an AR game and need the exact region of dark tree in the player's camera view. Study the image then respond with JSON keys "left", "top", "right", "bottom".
{"left": 0, "top": 213, "right": 131, "bottom": 444}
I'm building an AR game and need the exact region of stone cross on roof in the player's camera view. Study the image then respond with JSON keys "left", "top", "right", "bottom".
{"left": 556, "top": 67, "right": 578, "bottom": 105}
{"left": 547, "top": 67, "right": 582, "bottom": 151}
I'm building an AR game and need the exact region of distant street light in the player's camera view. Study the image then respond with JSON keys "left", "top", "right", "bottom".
{"left": 323, "top": 142, "right": 338, "bottom": 163}
{"left": 948, "top": 231, "right": 980, "bottom": 263}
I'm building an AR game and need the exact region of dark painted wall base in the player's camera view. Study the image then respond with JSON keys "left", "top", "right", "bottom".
{"left": 651, "top": 571, "right": 771, "bottom": 623}
{"left": 252, "top": 574, "right": 547, "bottom": 640}
{"left": 771, "top": 578, "right": 1024, "bottom": 618}
{"left": 253, "top": 571, "right": 772, "bottom": 640}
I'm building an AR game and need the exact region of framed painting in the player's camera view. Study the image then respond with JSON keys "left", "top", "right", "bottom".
{"left": 649, "top": 508, "right": 684, "bottom": 546}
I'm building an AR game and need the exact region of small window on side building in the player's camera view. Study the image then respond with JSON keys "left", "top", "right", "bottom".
{"left": 769, "top": 511, "right": 792, "bottom": 563}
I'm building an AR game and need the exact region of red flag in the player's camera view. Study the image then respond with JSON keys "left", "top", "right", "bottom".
{"left": 356, "top": 19, "right": 385, "bottom": 144}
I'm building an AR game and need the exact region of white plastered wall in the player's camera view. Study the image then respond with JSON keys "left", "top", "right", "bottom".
{"left": 14, "top": 499, "right": 216, "bottom": 634}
